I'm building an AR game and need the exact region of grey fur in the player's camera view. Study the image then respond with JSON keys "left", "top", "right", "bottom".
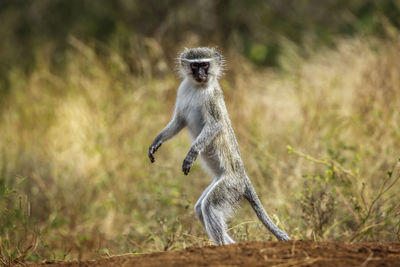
{"left": 149, "top": 47, "right": 290, "bottom": 245}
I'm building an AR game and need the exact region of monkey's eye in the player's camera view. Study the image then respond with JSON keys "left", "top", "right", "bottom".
{"left": 200, "top": 62, "right": 209, "bottom": 68}
{"left": 191, "top": 63, "right": 199, "bottom": 69}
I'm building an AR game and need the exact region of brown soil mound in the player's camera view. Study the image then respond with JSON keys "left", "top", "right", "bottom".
{"left": 30, "top": 241, "right": 400, "bottom": 267}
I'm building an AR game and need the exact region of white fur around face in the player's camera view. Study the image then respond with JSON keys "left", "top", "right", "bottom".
{"left": 178, "top": 48, "right": 224, "bottom": 81}
{"left": 181, "top": 58, "right": 213, "bottom": 63}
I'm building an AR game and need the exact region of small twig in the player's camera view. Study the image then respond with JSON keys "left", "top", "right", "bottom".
{"left": 227, "top": 220, "right": 257, "bottom": 232}
{"left": 362, "top": 162, "right": 400, "bottom": 225}
{"left": 322, "top": 216, "right": 350, "bottom": 238}
{"left": 349, "top": 223, "right": 385, "bottom": 242}
{"left": 127, "top": 238, "right": 146, "bottom": 250}
{"left": 334, "top": 186, "right": 360, "bottom": 224}
{"left": 291, "top": 240, "right": 296, "bottom": 256}
{"left": 182, "top": 233, "right": 210, "bottom": 243}
{"left": 271, "top": 257, "right": 323, "bottom": 267}
{"left": 287, "top": 146, "right": 358, "bottom": 179}
{"left": 0, "top": 257, "right": 7, "bottom": 266}
{"left": 361, "top": 252, "right": 374, "bottom": 267}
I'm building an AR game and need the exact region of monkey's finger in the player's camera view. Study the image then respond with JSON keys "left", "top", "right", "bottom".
{"left": 148, "top": 151, "right": 155, "bottom": 163}
{"left": 182, "top": 163, "right": 186, "bottom": 173}
{"left": 182, "top": 165, "right": 190, "bottom": 175}
{"left": 155, "top": 142, "right": 162, "bottom": 150}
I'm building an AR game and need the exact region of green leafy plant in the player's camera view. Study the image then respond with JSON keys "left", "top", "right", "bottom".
{"left": 288, "top": 145, "right": 400, "bottom": 241}
{"left": 0, "top": 175, "right": 38, "bottom": 265}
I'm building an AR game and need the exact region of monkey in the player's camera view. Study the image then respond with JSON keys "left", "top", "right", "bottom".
{"left": 148, "top": 47, "right": 290, "bottom": 245}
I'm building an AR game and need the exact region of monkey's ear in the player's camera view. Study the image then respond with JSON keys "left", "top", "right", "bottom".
{"left": 180, "top": 58, "right": 189, "bottom": 68}
{"left": 214, "top": 51, "right": 223, "bottom": 64}
{"left": 179, "top": 49, "right": 187, "bottom": 66}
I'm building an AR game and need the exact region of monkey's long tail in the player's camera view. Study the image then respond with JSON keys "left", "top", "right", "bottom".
{"left": 244, "top": 182, "right": 291, "bottom": 241}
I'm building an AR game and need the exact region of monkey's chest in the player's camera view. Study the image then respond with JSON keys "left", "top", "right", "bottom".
{"left": 183, "top": 107, "right": 205, "bottom": 140}
{"left": 177, "top": 87, "right": 208, "bottom": 139}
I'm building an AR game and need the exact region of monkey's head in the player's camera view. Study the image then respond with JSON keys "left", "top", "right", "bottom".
{"left": 179, "top": 47, "right": 224, "bottom": 85}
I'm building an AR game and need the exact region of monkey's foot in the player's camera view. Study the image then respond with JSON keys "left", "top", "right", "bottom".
{"left": 276, "top": 232, "right": 291, "bottom": 241}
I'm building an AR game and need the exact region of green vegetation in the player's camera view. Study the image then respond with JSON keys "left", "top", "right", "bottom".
{"left": 1, "top": 1, "right": 400, "bottom": 264}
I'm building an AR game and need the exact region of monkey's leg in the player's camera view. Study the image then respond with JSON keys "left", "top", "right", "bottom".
{"left": 201, "top": 178, "right": 241, "bottom": 245}
{"left": 194, "top": 179, "right": 217, "bottom": 227}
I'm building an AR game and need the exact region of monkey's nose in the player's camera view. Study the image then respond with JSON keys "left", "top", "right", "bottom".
{"left": 198, "top": 73, "right": 207, "bottom": 81}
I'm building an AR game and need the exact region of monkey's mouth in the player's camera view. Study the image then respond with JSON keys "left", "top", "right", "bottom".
{"left": 194, "top": 74, "right": 208, "bottom": 83}
{"left": 195, "top": 77, "right": 207, "bottom": 83}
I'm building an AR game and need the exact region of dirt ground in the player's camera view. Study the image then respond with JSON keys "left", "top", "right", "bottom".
{"left": 28, "top": 241, "right": 400, "bottom": 267}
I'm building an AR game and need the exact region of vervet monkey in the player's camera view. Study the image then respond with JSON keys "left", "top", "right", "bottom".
{"left": 148, "top": 47, "right": 290, "bottom": 245}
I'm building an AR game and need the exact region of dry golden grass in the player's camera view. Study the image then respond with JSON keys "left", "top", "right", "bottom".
{"left": 0, "top": 36, "right": 399, "bottom": 262}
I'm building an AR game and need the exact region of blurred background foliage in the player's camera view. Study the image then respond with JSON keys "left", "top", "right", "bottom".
{"left": 1, "top": 0, "right": 400, "bottom": 264}
{"left": 1, "top": 0, "right": 400, "bottom": 82}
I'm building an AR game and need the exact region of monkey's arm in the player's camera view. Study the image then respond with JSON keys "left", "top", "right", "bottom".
{"left": 182, "top": 121, "right": 222, "bottom": 175}
{"left": 148, "top": 113, "right": 185, "bottom": 163}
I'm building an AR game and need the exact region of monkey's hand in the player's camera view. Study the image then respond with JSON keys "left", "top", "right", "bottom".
{"left": 182, "top": 150, "right": 198, "bottom": 175}
{"left": 148, "top": 140, "right": 162, "bottom": 163}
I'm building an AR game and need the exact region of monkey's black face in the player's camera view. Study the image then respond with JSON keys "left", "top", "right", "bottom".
{"left": 190, "top": 62, "right": 209, "bottom": 83}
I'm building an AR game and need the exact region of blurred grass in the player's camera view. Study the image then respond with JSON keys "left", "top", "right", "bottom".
{"left": 1, "top": 33, "right": 400, "bottom": 263}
